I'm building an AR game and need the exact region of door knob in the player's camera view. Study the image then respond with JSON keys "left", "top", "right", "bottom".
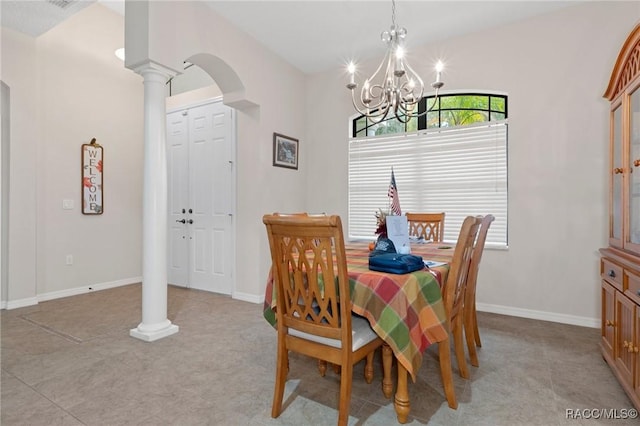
{"left": 176, "top": 219, "right": 186, "bottom": 224}
{"left": 187, "top": 219, "right": 194, "bottom": 224}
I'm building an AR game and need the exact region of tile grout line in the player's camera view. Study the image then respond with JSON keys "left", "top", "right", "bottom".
{"left": 2, "top": 367, "right": 88, "bottom": 425}
{"left": 17, "top": 315, "right": 84, "bottom": 344}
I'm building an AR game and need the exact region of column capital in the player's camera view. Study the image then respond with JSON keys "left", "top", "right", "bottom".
{"left": 132, "top": 60, "right": 178, "bottom": 81}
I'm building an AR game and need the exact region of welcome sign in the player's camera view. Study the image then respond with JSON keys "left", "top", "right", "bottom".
{"left": 82, "top": 139, "right": 103, "bottom": 215}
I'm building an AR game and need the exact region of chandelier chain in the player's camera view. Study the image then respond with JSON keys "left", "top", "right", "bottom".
{"left": 391, "top": 0, "right": 396, "bottom": 28}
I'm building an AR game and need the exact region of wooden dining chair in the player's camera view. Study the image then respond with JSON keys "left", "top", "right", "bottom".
{"left": 463, "top": 214, "right": 495, "bottom": 367}
{"left": 436, "top": 215, "right": 481, "bottom": 407}
{"left": 263, "top": 214, "right": 384, "bottom": 426}
{"left": 273, "top": 212, "right": 338, "bottom": 376}
{"left": 406, "top": 212, "right": 445, "bottom": 242}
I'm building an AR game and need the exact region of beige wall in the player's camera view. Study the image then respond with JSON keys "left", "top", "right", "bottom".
{"left": 1, "top": 29, "right": 38, "bottom": 305}
{"left": 305, "top": 2, "right": 640, "bottom": 326}
{"left": 2, "top": 4, "right": 145, "bottom": 306}
{"left": 36, "top": 4, "right": 145, "bottom": 298}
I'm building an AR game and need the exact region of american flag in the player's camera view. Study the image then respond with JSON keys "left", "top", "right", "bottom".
{"left": 388, "top": 168, "right": 401, "bottom": 215}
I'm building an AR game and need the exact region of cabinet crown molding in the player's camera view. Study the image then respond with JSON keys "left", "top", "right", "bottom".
{"left": 605, "top": 22, "right": 640, "bottom": 101}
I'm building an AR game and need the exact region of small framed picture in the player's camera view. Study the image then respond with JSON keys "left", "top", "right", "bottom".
{"left": 273, "top": 132, "right": 299, "bottom": 170}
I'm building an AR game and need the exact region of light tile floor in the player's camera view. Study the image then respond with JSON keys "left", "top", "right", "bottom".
{"left": 1, "top": 284, "right": 637, "bottom": 425}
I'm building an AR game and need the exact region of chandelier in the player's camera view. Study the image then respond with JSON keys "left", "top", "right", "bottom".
{"left": 346, "top": 0, "right": 444, "bottom": 123}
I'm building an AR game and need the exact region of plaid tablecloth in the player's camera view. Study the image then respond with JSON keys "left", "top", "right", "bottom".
{"left": 263, "top": 241, "right": 455, "bottom": 381}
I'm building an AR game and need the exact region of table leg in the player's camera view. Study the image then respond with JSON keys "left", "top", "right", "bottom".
{"left": 381, "top": 343, "right": 393, "bottom": 398}
{"left": 394, "top": 362, "right": 410, "bottom": 424}
{"left": 317, "top": 359, "right": 327, "bottom": 377}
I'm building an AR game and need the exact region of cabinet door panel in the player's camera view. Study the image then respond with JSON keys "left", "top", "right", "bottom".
{"left": 629, "top": 87, "right": 640, "bottom": 252}
{"left": 602, "top": 281, "right": 616, "bottom": 359}
{"left": 612, "top": 105, "right": 623, "bottom": 247}
{"left": 615, "top": 292, "right": 636, "bottom": 389}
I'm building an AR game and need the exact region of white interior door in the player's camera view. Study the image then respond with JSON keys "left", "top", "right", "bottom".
{"left": 167, "top": 99, "right": 235, "bottom": 295}
{"left": 167, "top": 110, "right": 190, "bottom": 286}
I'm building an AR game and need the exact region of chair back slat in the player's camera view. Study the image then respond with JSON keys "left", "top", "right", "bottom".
{"left": 406, "top": 212, "right": 445, "bottom": 242}
{"left": 264, "top": 215, "right": 351, "bottom": 343}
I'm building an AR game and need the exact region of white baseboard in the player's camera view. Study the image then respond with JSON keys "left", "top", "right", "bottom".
{"left": 38, "top": 277, "right": 142, "bottom": 302}
{"left": 5, "top": 296, "right": 39, "bottom": 310}
{"left": 168, "top": 283, "right": 188, "bottom": 289}
{"left": 477, "top": 302, "right": 599, "bottom": 329}
{"left": 232, "top": 291, "right": 262, "bottom": 304}
{"left": 2, "top": 277, "right": 141, "bottom": 310}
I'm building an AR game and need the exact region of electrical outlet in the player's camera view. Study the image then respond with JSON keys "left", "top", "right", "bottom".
{"left": 66, "top": 255, "right": 73, "bottom": 265}
{"left": 62, "top": 199, "right": 74, "bottom": 210}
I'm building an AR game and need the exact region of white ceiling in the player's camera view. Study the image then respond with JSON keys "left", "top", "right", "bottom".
{"left": 1, "top": 0, "right": 580, "bottom": 74}
{"left": 0, "top": 0, "right": 124, "bottom": 37}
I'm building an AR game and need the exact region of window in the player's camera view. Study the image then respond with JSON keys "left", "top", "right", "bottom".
{"left": 353, "top": 93, "right": 507, "bottom": 137}
{"left": 348, "top": 93, "right": 508, "bottom": 247}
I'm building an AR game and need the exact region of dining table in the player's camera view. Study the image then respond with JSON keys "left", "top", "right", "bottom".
{"left": 263, "top": 240, "right": 456, "bottom": 423}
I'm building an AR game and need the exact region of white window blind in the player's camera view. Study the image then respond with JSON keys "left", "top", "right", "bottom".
{"left": 348, "top": 122, "right": 508, "bottom": 247}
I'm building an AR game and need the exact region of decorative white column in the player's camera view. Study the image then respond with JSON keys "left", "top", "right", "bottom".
{"left": 130, "top": 62, "right": 179, "bottom": 342}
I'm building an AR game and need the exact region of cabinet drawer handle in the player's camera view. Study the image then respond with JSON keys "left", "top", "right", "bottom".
{"left": 623, "top": 340, "right": 630, "bottom": 348}
{"left": 614, "top": 167, "right": 624, "bottom": 174}
{"left": 606, "top": 320, "right": 616, "bottom": 327}
{"left": 608, "top": 270, "right": 616, "bottom": 278}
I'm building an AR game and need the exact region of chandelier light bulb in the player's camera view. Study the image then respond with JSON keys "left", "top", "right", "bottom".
{"left": 435, "top": 61, "right": 444, "bottom": 84}
{"left": 363, "top": 79, "right": 371, "bottom": 103}
{"left": 395, "top": 46, "right": 404, "bottom": 59}
{"left": 347, "top": 62, "right": 357, "bottom": 89}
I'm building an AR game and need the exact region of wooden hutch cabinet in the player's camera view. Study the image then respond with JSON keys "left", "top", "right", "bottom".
{"left": 601, "top": 22, "right": 640, "bottom": 410}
